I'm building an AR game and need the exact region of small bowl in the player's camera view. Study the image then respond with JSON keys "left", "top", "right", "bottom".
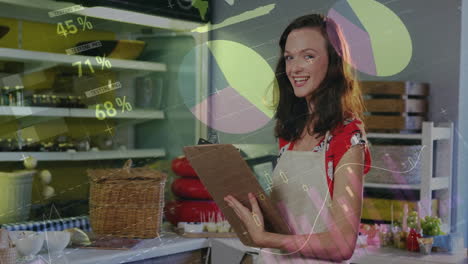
{"left": 419, "top": 242, "right": 433, "bottom": 255}
{"left": 44, "top": 231, "right": 70, "bottom": 254}
{"left": 184, "top": 222, "right": 204, "bottom": 233}
{"left": 9, "top": 231, "right": 45, "bottom": 260}
{"left": 357, "top": 234, "right": 368, "bottom": 247}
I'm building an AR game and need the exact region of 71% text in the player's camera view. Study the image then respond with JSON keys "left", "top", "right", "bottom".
{"left": 72, "top": 56, "right": 112, "bottom": 77}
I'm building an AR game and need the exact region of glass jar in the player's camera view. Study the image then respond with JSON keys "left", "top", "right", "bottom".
{"left": 32, "top": 94, "right": 39, "bottom": 106}
{"left": 51, "top": 95, "right": 59, "bottom": 107}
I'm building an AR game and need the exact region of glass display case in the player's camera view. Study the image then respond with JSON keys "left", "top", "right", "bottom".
{"left": 0, "top": 0, "right": 209, "bottom": 223}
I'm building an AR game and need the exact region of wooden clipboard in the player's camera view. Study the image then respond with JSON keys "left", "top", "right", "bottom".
{"left": 183, "top": 144, "right": 291, "bottom": 247}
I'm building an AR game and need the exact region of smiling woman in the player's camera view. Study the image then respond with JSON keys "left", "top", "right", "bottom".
{"left": 284, "top": 28, "right": 329, "bottom": 103}
{"left": 224, "top": 14, "right": 372, "bottom": 263}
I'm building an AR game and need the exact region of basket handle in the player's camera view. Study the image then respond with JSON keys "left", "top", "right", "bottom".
{"left": 0, "top": 228, "right": 13, "bottom": 249}
{"left": 8, "top": 236, "right": 13, "bottom": 248}
{"left": 123, "top": 159, "right": 133, "bottom": 172}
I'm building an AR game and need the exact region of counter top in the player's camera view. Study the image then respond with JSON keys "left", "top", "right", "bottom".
{"left": 37, "top": 232, "right": 209, "bottom": 264}
{"left": 351, "top": 246, "right": 467, "bottom": 264}
{"left": 34, "top": 233, "right": 467, "bottom": 264}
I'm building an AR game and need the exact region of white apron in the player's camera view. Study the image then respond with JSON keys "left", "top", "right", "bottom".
{"left": 257, "top": 131, "right": 350, "bottom": 264}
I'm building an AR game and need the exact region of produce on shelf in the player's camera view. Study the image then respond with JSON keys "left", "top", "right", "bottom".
{"left": 407, "top": 211, "right": 419, "bottom": 230}
{"left": 39, "top": 170, "right": 52, "bottom": 184}
{"left": 42, "top": 185, "right": 55, "bottom": 199}
{"left": 421, "top": 216, "right": 444, "bottom": 237}
{"left": 23, "top": 156, "right": 37, "bottom": 169}
{"left": 65, "top": 228, "right": 91, "bottom": 246}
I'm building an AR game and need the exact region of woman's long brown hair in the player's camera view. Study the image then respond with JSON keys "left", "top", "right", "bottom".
{"left": 274, "top": 14, "right": 365, "bottom": 142}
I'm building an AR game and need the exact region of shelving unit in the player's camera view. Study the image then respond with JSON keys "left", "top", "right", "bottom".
{"left": 0, "top": 0, "right": 209, "bottom": 162}
{"left": 365, "top": 122, "right": 454, "bottom": 232}
{"left": 0, "top": 0, "right": 202, "bottom": 32}
{"left": 0, "top": 148, "right": 165, "bottom": 161}
{"left": 0, "top": 48, "right": 167, "bottom": 72}
{"left": 364, "top": 176, "right": 449, "bottom": 190}
{"left": 367, "top": 133, "right": 422, "bottom": 140}
{"left": 0, "top": 106, "right": 165, "bottom": 120}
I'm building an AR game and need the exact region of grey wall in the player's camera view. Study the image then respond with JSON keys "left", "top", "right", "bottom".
{"left": 211, "top": 0, "right": 461, "bottom": 142}
{"left": 458, "top": 0, "right": 468, "bottom": 247}
{"left": 209, "top": 0, "right": 465, "bottom": 241}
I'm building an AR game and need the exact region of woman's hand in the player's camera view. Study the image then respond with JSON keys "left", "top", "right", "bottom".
{"left": 224, "top": 192, "right": 265, "bottom": 246}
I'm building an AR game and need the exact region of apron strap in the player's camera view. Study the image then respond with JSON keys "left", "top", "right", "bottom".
{"left": 323, "top": 130, "right": 334, "bottom": 201}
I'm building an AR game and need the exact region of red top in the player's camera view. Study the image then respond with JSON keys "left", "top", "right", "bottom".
{"left": 277, "top": 118, "right": 372, "bottom": 197}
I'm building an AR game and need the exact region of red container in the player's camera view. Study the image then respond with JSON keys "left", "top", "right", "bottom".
{"left": 171, "top": 156, "right": 198, "bottom": 178}
{"left": 164, "top": 200, "right": 221, "bottom": 225}
{"left": 171, "top": 178, "right": 212, "bottom": 200}
{"left": 406, "top": 228, "right": 422, "bottom": 252}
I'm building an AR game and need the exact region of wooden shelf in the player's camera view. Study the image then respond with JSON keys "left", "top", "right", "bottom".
{"left": 364, "top": 182, "right": 420, "bottom": 190}
{"left": 0, "top": 0, "right": 201, "bottom": 32}
{"left": 0, "top": 148, "right": 165, "bottom": 161}
{"left": 364, "top": 177, "right": 449, "bottom": 190}
{"left": 367, "top": 133, "right": 422, "bottom": 139}
{"left": 0, "top": 48, "right": 167, "bottom": 72}
{"left": 364, "top": 122, "right": 454, "bottom": 233}
{"left": 367, "top": 127, "right": 451, "bottom": 141}
{"left": 350, "top": 245, "right": 466, "bottom": 264}
{"left": 0, "top": 106, "right": 165, "bottom": 120}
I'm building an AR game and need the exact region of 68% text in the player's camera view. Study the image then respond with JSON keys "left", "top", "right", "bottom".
{"left": 95, "top": 96, "right": 133, "bottom": 120}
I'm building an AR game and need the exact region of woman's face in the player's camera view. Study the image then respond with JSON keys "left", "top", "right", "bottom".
{"left": 284, "top": 27, "right": 329, "bottom": 101}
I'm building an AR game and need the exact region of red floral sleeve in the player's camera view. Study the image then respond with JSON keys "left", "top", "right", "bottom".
{"left": 279, "top": 137, "right": 289, "bottom": 150}
{"left": 328, "top": 119, "right": 371, "bottom": 175}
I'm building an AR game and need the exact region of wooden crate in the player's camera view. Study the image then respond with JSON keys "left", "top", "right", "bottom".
{"left": 364, "top": 115, "right": 424, "bottom": 131}
{"left": 361, "top": 197, "right": 438, "bottom": 222}
{"left": 361, "top": 81, "right": 429, "bottom": 96}
{"left": 364, "top": 98, "right": 427, "bottom": 113}
{"left": 361, "top": 81, "right": 428, "bottom": 132}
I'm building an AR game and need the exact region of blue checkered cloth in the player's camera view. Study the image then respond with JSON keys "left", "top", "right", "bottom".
{"left": 0, "top": 216, "right": 91, "bottom": 232}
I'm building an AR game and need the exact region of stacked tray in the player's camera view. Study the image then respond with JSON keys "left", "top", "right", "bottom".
{"left": 362, "top": 81, "right": 429, "bottom": 132}
{"left": 365, "top": 145, "right": 423, "bottom": 184}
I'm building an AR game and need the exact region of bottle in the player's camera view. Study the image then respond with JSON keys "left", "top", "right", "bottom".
{"left": 51, "top": 95, "right": 58, "bottom": 107}
{"left": 402, "top": 204, "right": 409, "bottom": 232}
{"left": 15, "top": 85, "right": 24, "bottom": 106}
{"left": 32, "top": 94, "right": 39, "bottom": 106}
{"left": 406, "top": 228, "right": 421, "bottom": 252}
{"left": 41, "top": 95, "right": 48, "bottom": 107}
{"left": 4, "top": 86, "right": 12, "bottom": 106}
{"left": 6, "top": 138, "right": 15, "bottom": 151}
{"left": 69, "top": 96, "right": 77, "bottom": 108}
{"left": 66, "top": 96, "right": 73, "bottom": 107}
{"left": 77, "top": 96, "right": 84, "bottom": 108}
{"left": 0, "top": 87, "right": 3, "bottom": 106}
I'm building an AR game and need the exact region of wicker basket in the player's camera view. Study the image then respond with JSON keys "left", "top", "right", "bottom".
{"left": 88, "top": 160, "right": 167, "bottom": 238}
{"left": 0, "top": 238, "right": 16, "bottom": 264}
{"left": 366, "top": 145, "right": 423, "bottom": 184}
